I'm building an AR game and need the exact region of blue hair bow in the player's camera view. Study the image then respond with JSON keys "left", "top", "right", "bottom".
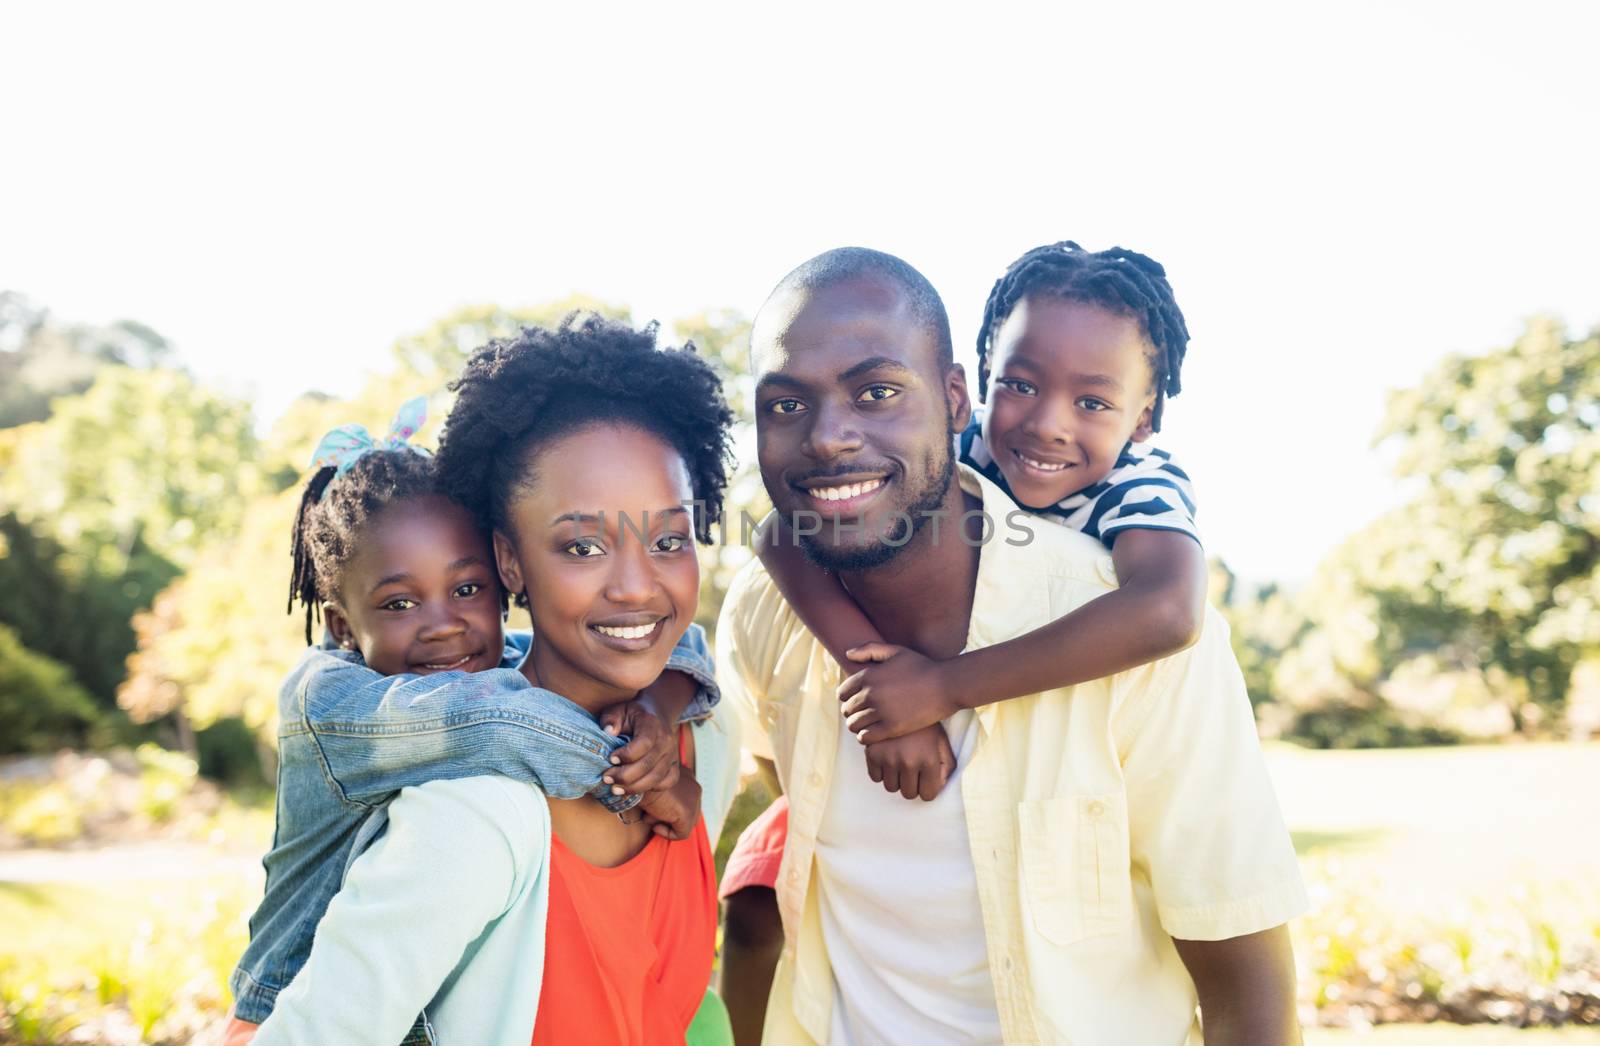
{"left": 308, "top": 396, "right": 431, "bottom": 479}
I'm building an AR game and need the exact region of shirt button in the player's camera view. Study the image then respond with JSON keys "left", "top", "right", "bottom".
{"left": 1086, "top": 800, "right": 1106, "bottom": 817}
{"left": 808, "top": 771, "right": 823, "bottom": 787}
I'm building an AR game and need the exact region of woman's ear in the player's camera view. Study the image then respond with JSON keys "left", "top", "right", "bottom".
{"left": 493, "top": 531, "right": 526, "bottom": 604}
{"left": 323, "top": 603, "right": 356, "bottom": 651}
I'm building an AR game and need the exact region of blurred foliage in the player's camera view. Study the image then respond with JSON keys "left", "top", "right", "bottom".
{"left": 5, "top": 290, "right": 1596, "bottom": 770}
{"left": 1220, "top": 318, "right": 1600, "bottom": 746}
{"left": 0, "top": 366, "right": 263, "bottom": 572}
{"left": 0, "top": 291, "right": 173, "bottom": 430}
{"left": 0, "top": 512, "right": 179, "bottom": 707}
{"left": 673, "top": 309, "right": 768, "bottom": 632}
{"left": 0, "top": 624, "right": 103, "bottom": 755}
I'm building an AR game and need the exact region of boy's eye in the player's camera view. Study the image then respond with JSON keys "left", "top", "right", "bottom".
{"left": 1077, "top": 397, "right": 1112, "bottom": 412}
{"left": 565, "top": 538, "right": 605, "bottom": 558}
{"left": 454, "top": 582, "right": 484, "bottom": 598}
{"left": 997, "top": 378, "right": 1037, "bottom": 396}
{"left": 653, "top": 534, "right": 689, "bottom": 553}
{"left": 856, "top": 384, "right": 899, "bottom": 403}
{"left": 767, "top": 397, "right": 806, "bottom": 415}
{"left": 381, "top": 598, "right": 417, "bottom": 612}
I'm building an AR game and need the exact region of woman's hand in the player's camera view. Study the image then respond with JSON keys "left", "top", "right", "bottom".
{"left": 599, "top": 699, "right": 681, "bottom": 797}
{"left": 638, "top": 772, "right": 703, "bottom": 840}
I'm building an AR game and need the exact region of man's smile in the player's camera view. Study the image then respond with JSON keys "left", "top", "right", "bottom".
{"left": 794, "top": 472, "right": 890, "bottom": 514}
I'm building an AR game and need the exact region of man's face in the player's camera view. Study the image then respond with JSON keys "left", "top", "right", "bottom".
{"left": 752, "top": 276, "right": 970, "bottom": 572}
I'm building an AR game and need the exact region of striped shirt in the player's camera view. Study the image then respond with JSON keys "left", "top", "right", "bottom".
{"left": 958, "top": 409, "right": 1199, "bottom": 547}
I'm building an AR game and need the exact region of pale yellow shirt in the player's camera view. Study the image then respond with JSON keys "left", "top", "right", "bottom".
{"left": 716, "top": 466, "right": 1307, "bottom": 1045}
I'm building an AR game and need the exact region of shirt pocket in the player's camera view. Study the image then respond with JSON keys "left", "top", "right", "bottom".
{"left": 1018, "top": 793, "right": 1133, "bottom": 946}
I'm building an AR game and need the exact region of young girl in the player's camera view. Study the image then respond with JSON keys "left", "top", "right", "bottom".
{"left": 720, "top": 240, "right": 1207, "bottom": 1041}
{"left": 252, "top": 316, "right": 740, "bottom": 1045}
{"left": 226, "top": 397, "right": 720, "bottom": 1043}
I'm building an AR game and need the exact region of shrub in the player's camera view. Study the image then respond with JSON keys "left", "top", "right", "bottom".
{"left": 0, "top": 623, "right": 102, "bottom": 754}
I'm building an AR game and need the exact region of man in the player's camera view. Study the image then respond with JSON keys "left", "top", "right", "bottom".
{"left": 716, "top": 247, "right": 1307, "bottom": 1044}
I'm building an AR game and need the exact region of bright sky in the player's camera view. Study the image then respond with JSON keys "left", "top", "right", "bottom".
{"left": 4, "top": 1, "right": 1596, "bottom": 584}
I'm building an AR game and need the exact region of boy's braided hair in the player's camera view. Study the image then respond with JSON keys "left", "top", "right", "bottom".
{"left": 288, "top": 449, "right": 482, "bottom": 643}
{"left": 975, "top": 241, "right": 1191, "bottom": 431}
{"left": 434, "top": 314, "right": 735, "bottom": 606}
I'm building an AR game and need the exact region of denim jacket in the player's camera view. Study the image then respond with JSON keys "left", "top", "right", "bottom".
{"left": 254, "top": 706, "right": 741, "bottom": 1045}
{"left": 229, "top": 625, "right": 718, "bottom": 1024}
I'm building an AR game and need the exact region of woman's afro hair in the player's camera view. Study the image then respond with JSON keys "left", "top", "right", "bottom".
{"left": 434, "top": 313, "right": 736, "bottom": 546}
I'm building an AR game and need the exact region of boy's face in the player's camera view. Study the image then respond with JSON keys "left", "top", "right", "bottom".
{"left": 324, "top": 496, "right": 506, "bottom": 677}
{"left": 981, "top": 296, "right": 1157, "bottom": 510}
{"left": 491, "top": 423, "right": 699, "bottom": 713}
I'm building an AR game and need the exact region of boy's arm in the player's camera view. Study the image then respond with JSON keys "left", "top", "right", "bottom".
{"left": 840, "top": 529, "right": 1207, "bottom": 742}
{"left": 755, "top": 511, "right": 884, "bottom": 667}
{"left": 758, "top": 512, "right": 957, "bottom": 801}
{"left": 1173, "top": 928, "right": 1302, "bottom": 1045}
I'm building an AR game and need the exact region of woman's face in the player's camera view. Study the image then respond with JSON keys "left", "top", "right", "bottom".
{"left": 493, "top": 423, "right": 700, "bottom": 713}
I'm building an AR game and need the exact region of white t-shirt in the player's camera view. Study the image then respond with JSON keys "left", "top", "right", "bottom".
{"left": 815, "top": 709, "right": 1003, "bottom": 1045}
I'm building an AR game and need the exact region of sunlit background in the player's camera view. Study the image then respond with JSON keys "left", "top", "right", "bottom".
{"left": 2, "top": 2, "right": 1597, "bottom": 1043}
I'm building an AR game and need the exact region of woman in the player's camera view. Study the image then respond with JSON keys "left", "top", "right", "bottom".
{"left": 253, "top": 315, "right": 739, "bottom": 1045}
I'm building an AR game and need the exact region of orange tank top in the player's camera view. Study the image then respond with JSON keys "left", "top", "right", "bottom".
{"left": 531, "top": 730, "right": 716, "bottom": 1046}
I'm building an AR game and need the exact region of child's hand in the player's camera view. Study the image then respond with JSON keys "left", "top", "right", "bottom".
{"left": 862, "top": 724, "right": 955, "bottom": 802}
{"left": 838, "top": 643, "right": 959, "bottom": 744}
{"left": 638, "top": 771, "right": 703, "bottom": 840}
{"left": 598, "top": 699, "right": 681, "bottom": 797}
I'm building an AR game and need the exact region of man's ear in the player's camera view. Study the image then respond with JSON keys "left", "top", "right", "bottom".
{"left": 1131, "top": 397, "right": 1156, "bottom": 444}
{"left": 493, "top": 531, "right": 525, "bottom": 604}
{"left": 945, "top": 363, "right": 973, "bottom": 435}
{"left": 324, "top": 603, "right": 356, "bottom": 651}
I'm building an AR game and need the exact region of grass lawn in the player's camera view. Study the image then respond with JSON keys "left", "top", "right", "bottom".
{"left": 1306, "top": 1028, "right": 1600, "bottom": 1043}
{"left": 2, "top": 742, "right": 1597, "bottom": 1042}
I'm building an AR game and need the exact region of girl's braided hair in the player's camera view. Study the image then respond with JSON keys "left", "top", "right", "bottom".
{"left": 976, "top": 241, "right": 1191, "bottom": 431}
{"left": 288, "top": 449, "right": 448, "bottom": 643}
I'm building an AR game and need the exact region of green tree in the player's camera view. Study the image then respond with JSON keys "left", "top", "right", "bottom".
{"left": 0, "top": 366, "right": 262, "bottom": 574}
{"left": 1371, "top": 317, "right": 1598, "bottom": 727}
{"left": 1248, "top": 318, "right": 1599, "bottom": 744}
{"left": 0, "top": 623, "right": 103, "bottom": 754}
{"left": 0, "top": 291, "right": 172, "bottom": 429}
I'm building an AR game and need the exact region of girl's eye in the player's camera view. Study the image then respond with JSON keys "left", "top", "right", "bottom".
{"left": 381, "top": 598, "right": 417, "bottom": 612}
{"left": 565, "top": 538, "right": 604, "bottom": 558}
{"left": 768, "top": 398, "right": 806, "bottom": 415}
{"left": 997, "top": 378, "right": 1038, "bottom": 396}
{"left": 654, "top": 534, "right": 689, "bottom": 553}
{"left": 1077, "top": 397, "right": 1112, "bottom": 412}
{"left": 454, "top": 582, "right": 484, "bottom": 598}
{"left": 857, "top": 384, "right": 899, "bottom": 403}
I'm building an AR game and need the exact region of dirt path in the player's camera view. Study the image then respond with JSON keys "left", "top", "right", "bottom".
{"left": 0, "top": 840, "right": 264, "bottom": 886}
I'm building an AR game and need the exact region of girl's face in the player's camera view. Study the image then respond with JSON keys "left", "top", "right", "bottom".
{"left": 493, "top": 423, "right": 700, "bottom": 714}
{"left": 325, "top": 496, "right": 506, "bottom": 676}
{"left": 981, "top": 297, "right": 1157, "bottom": 510}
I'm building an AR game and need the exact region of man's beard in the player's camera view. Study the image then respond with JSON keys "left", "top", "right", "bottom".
{"left": 797, "top": 439, "right": 955, "bottom": 574}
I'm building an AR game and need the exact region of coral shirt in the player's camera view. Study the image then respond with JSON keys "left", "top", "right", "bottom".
{"left": 532, "top": 731, "right": 717, "bottom": 1046}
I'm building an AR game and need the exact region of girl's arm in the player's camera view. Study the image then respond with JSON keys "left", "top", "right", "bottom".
{"left": 754, "top": 512, "right": 884, "bottom": 667}
{"left": 298, "top": 622, "right": 721, "bottom": 810}
{"left": 840, "top": 528, "right": 1208, "bottom": 742}
{"left": 254, "top": 776, "right": 550, "bottom": 1045}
